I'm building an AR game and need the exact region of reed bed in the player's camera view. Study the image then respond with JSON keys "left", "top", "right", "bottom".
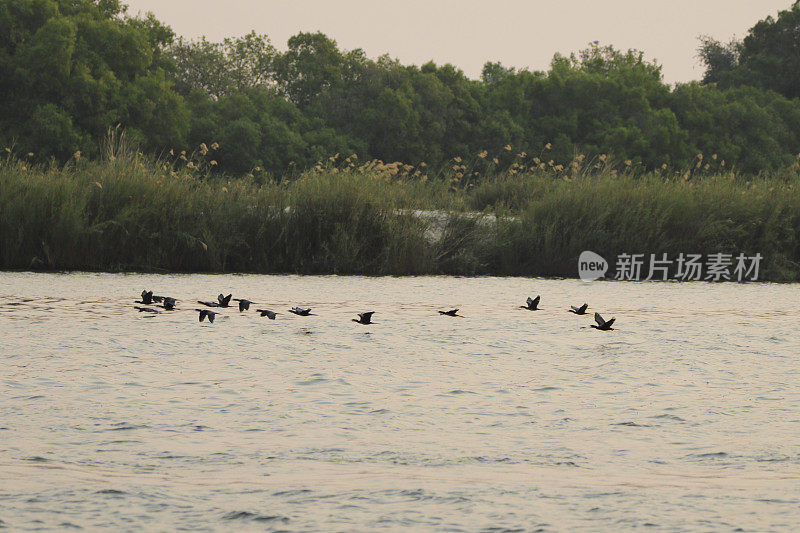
{"left": 1, "top": 150, "right": 798, "bottom": 280}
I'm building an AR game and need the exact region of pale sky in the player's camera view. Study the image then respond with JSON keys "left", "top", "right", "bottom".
{"left": 123, "top": 0, "right": 792, "bottom": 84}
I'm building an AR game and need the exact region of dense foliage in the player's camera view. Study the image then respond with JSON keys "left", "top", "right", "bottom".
{"left": 0, "top": 0, "right": 186, "bottom": 159}
{"left": 2, "top": 150, "right": 798, "bottom": 280}
{"left": 699, "top": 2, "right": 800, "bottom": 99}
{"left": 2, "top": 0, "right": 800, "bottom": 176}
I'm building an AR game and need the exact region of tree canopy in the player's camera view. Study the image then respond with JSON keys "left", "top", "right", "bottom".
{"left": 699, "top": 1, "right": 800, "bottom": 99}
{"left": 0, "top": 0, "right": 187, "bottom": 159}
{"left": 2, "top": 0, "right": 800, "bottom": 175}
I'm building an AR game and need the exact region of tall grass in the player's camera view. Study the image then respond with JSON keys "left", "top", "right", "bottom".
{"left": 1, "top": 149, "right": 798, "bottom": 280}
{"left": 485, "top": 174, "right": 800, "bottom": 280}
{"left": 0, "top": 152, "right": 438, "bottom": 274}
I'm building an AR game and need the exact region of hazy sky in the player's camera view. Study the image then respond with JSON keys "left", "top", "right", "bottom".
{"left": 123, "top": 0, "right": 791, "bottom": 84}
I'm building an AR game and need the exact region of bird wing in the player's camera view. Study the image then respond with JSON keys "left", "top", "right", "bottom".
{"left": 361, "top": 312, "right": 375, "bottom": 319}
{"left": 526, "top": 297, "right": 534, "bottom": 306}
{"left": 579, "top": 303, "right": 588, "bottom": 313}
{"left": 603, "top": 318, "right": 615, "bottom": 328}
{"left": 207, "top": 312, "right": 215, "bottom": 323}
{"left": 594, "top": 312, "right": 606, "bottom": 326}
{"left": 532, "top": 296, "right": 540, "bottom": 307}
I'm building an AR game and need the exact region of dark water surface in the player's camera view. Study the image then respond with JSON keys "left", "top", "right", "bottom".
{"left": 1, "top": 273, "right": 798, "bottom": 531}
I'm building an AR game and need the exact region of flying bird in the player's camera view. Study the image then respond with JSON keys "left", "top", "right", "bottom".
{"left": 233, "top": 298, "right": 253, "bottom": 312}
{"left": 520, "top": 296, "right": 541, "bottom": 310}
{"left": 439, "top": 309, "right": 461, "bottom": 317}
{"left": 590, "top": 312, "right": 615, "bottom": 331}
{"left": 353, "top": 312, "right": 375, "bottom": 325}
{"left": 569, "top": 303, "right": 589, "bottom": 315}
{"left": 134, "top": 306, "right": 158, "bottom": 313}
{"left": 196, "top": 309, "right": 217, "bottom": 323}
{"left": 136, "top": 290, "right": 153, "bottom": 305}
{"left": 289, "top": 307, "right": 314, "bottom": 316}
{"left": 257, "top": 309, "right": 278, "bottom": 320}
{"left": 157, "top": 297, "right": 176, "bottom": 310}
{"left": 197, "top": 293, "right": 231, "bottom": 308}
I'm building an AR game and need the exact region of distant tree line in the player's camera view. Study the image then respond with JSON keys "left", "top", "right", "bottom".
{"left": 3, "top": 0, "right": 800, "bottom": 175}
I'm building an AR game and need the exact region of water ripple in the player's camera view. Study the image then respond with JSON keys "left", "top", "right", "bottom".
{"left": 1, "top": 273, "right": 799, "bottom": 531}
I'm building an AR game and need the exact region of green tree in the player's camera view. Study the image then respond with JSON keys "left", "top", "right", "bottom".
{"left": 170, "top": 31, "right": 276, "bottom": 98}
{"left": 697, "top": 36, "right": 742, "bottom": 85}
{"left": 275, "top": 31, "right": 344, "bottom": 107}
{"left": 699, "top": 2, "right": 800, "bottom": 99}
{"left": 669, "top": 82, "right": 800, "bottom": 172}
{"left": 0, "top": 0, "right": 187, "bottom": 159}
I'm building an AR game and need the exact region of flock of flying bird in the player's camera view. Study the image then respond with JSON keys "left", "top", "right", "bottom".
{"left": 134, "top": 291, "right": 617, "bottom": 331}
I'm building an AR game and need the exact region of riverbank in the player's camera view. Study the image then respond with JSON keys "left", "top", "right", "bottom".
{"left": 1, "top": 154, "right": 798, "bottom": 280}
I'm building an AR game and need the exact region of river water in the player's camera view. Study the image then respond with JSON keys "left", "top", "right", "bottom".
{"left": 0, "top": 273, "right": 798, "bottom": 531}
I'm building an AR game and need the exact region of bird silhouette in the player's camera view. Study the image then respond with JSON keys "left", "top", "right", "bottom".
{"left": 136, "top": 290, "right": 153, "bottom": 305}
{"left": 289, "top": 307, "right": 314, "bottom": 316}
{"left": 257, "top": 309, "right": 278, "bottom": 319}
{"left": 439, "top": 309, "right": 461, "bottom": 317}
{"left": 520, "top": 296, "right": 541, "bottom": 310}
{"left": 233, "top": 298, "right": 253, "bottom": 312}
{"left": 590, "top": 312, "right": 615, "bottom": 331}
{"left": 569, "top": 303, "right": 589, "bottom": 315}
{"left": 196, "top": 309, "right": 217, "bottom": 323}
{"left": 134, "top": 306, "right": 158, "bottom": 313}
{"left": 157, "top": 297, "right": 176, "bottom": 311}
{"left": 353, "top": 312, "right": 375, "bottom": 324}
